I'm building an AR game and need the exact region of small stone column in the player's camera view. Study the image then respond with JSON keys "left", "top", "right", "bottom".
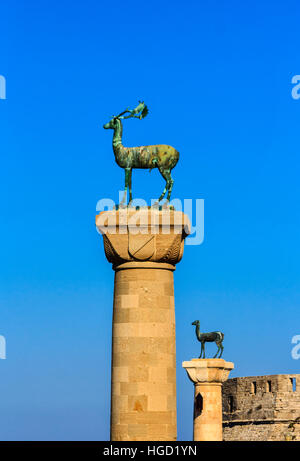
{"left": 182, "top": 359, "right": 234, "bottom": 441}
{"left": 96, "top": 208, "right": 190, "bottom": 441}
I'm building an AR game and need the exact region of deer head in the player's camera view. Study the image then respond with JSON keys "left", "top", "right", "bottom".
{"left": 103, "top": 116, "right": 120, "bottom": 130}
{"left": 192, "top": 320, "right": 200, "bottom": 326}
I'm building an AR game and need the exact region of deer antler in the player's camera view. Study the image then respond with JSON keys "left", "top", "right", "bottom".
{"left": 111, "top": 107, "right": 130, "bottom": 119}
{"left": 115, "top": 101, "right": 149, "bottom": 120}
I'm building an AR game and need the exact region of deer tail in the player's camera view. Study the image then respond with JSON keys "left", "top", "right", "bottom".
{"left": 217, "top": 332, "right": 224, "bottom": 342}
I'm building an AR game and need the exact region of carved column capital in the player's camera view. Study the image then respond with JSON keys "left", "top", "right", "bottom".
{"left": 182, "top": 359, "right": 234, "bottom": 385}
{"left": 96, "top": 209, "right": 190, "bottom": 269}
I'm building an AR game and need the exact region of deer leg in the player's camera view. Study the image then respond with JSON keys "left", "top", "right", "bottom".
{"left": 157, "top": 168, "right": 169, "bottom": 202}
{"left": 128, "top": 169, "right": 133, "bottom": 203}
{"left": 121, "top": 168, "right": 130, "bottom": 205}
{"left": 203, "top": 343, "right": 206, "bottom": 359}
{"left": 159, "top": 169, "right": 173, "bottom": 203}
{"left": 199, "top": 343, "right": 203, "bottom": 359}
{"left": 166, "top": 172, "right": 174, "bottom": 202}
{"left": 219, "top": 342, "right": 224, "bottom": 358}
{"left": 158, "top": 183, "right": 167, "bottom": 202}
{"left": 213, "top": 342, "right": 220, "bottom": 359}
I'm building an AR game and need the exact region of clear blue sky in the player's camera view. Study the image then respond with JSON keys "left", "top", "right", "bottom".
{"left": 0, "top": 0, "right": 300, "bottom": 441}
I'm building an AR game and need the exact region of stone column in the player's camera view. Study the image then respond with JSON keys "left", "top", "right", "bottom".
{"left": 96, "top": 208, "right": 190, "bottom": 441}
{"left": 182, "top": 358, "right": 234, "bottom": 441}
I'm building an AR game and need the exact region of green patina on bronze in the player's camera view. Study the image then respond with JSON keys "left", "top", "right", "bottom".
{"left": 103, "top": 101, "right": 179, "bottom": 204}
{"left": 192, "top": 320, "right": 224, "bottom": 359}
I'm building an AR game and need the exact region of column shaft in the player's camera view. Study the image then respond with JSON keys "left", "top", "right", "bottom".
{"left": 111, "top": 262, "right": 176, "bottom": 441}
{"left": 194, "top": 383, "right": 222, "bottom": 441}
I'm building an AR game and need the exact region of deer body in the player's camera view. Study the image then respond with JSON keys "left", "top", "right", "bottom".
{"left": 103, "top": 103, "right": 179, "bottom": 203}
{"left": 192, "top": 320, "right": 224, "bottom": 359}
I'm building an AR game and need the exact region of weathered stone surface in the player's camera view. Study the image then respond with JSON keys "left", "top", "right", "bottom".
{"left": 96, "top": 208, "right": 190, "bottom": 267}
{"left": 222, "top": 374, "right": 300, "bottom": 441}
{"left": 182, "top": 358, "right": 234, "bottom": 441}
{"left": 96, "top": 209, "right": 190, "bottom": 441}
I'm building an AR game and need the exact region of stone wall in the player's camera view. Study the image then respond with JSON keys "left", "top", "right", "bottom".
{"left": 222, "top": 374, "right": 300, "bottom": 441}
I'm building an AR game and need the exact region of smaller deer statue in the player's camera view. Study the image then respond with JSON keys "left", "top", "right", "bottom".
{"left": 192, "top": 320, "right": 224, "bottom": 359}
{"left": 103, "top": 101, "right": 179, "bottom": 205}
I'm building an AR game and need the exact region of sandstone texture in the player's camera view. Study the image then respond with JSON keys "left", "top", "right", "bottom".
{"left": 96, "top": 209, "right": 190, "bottom": 441}
{"left": 183, "top": 358, "right": 234, "bottom": 441}
{"left": 222, "top": 374, "right": 300, "bottom": 441}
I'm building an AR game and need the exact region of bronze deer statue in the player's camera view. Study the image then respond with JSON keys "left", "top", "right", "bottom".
{"left": 103, "top": 102, "right": 179, "bottom": 205}
{"left": 192, "top": 320, "right": 224, "bottom": 359}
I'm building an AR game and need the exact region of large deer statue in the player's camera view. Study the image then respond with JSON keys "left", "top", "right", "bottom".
{"left": 103, "top": 102, "right": 179, "bottom": 204}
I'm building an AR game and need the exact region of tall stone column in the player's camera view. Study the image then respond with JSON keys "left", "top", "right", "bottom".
{"left": 182, "top": 358, "right": 234, "bottom": 441}
{"left": 96, "top": 208, "right": 190, "bottom": 441}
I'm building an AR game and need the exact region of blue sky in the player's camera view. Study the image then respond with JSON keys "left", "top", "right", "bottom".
{"left": 0, "top": 0, "right": 300, "bottom": 440}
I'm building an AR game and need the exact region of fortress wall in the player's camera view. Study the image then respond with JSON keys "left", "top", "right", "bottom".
{"left": 223, "top": 421, "right": 300, "bottom": 441}
{"left": 222, "top": 374, "right": 300, "bottom": 441}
